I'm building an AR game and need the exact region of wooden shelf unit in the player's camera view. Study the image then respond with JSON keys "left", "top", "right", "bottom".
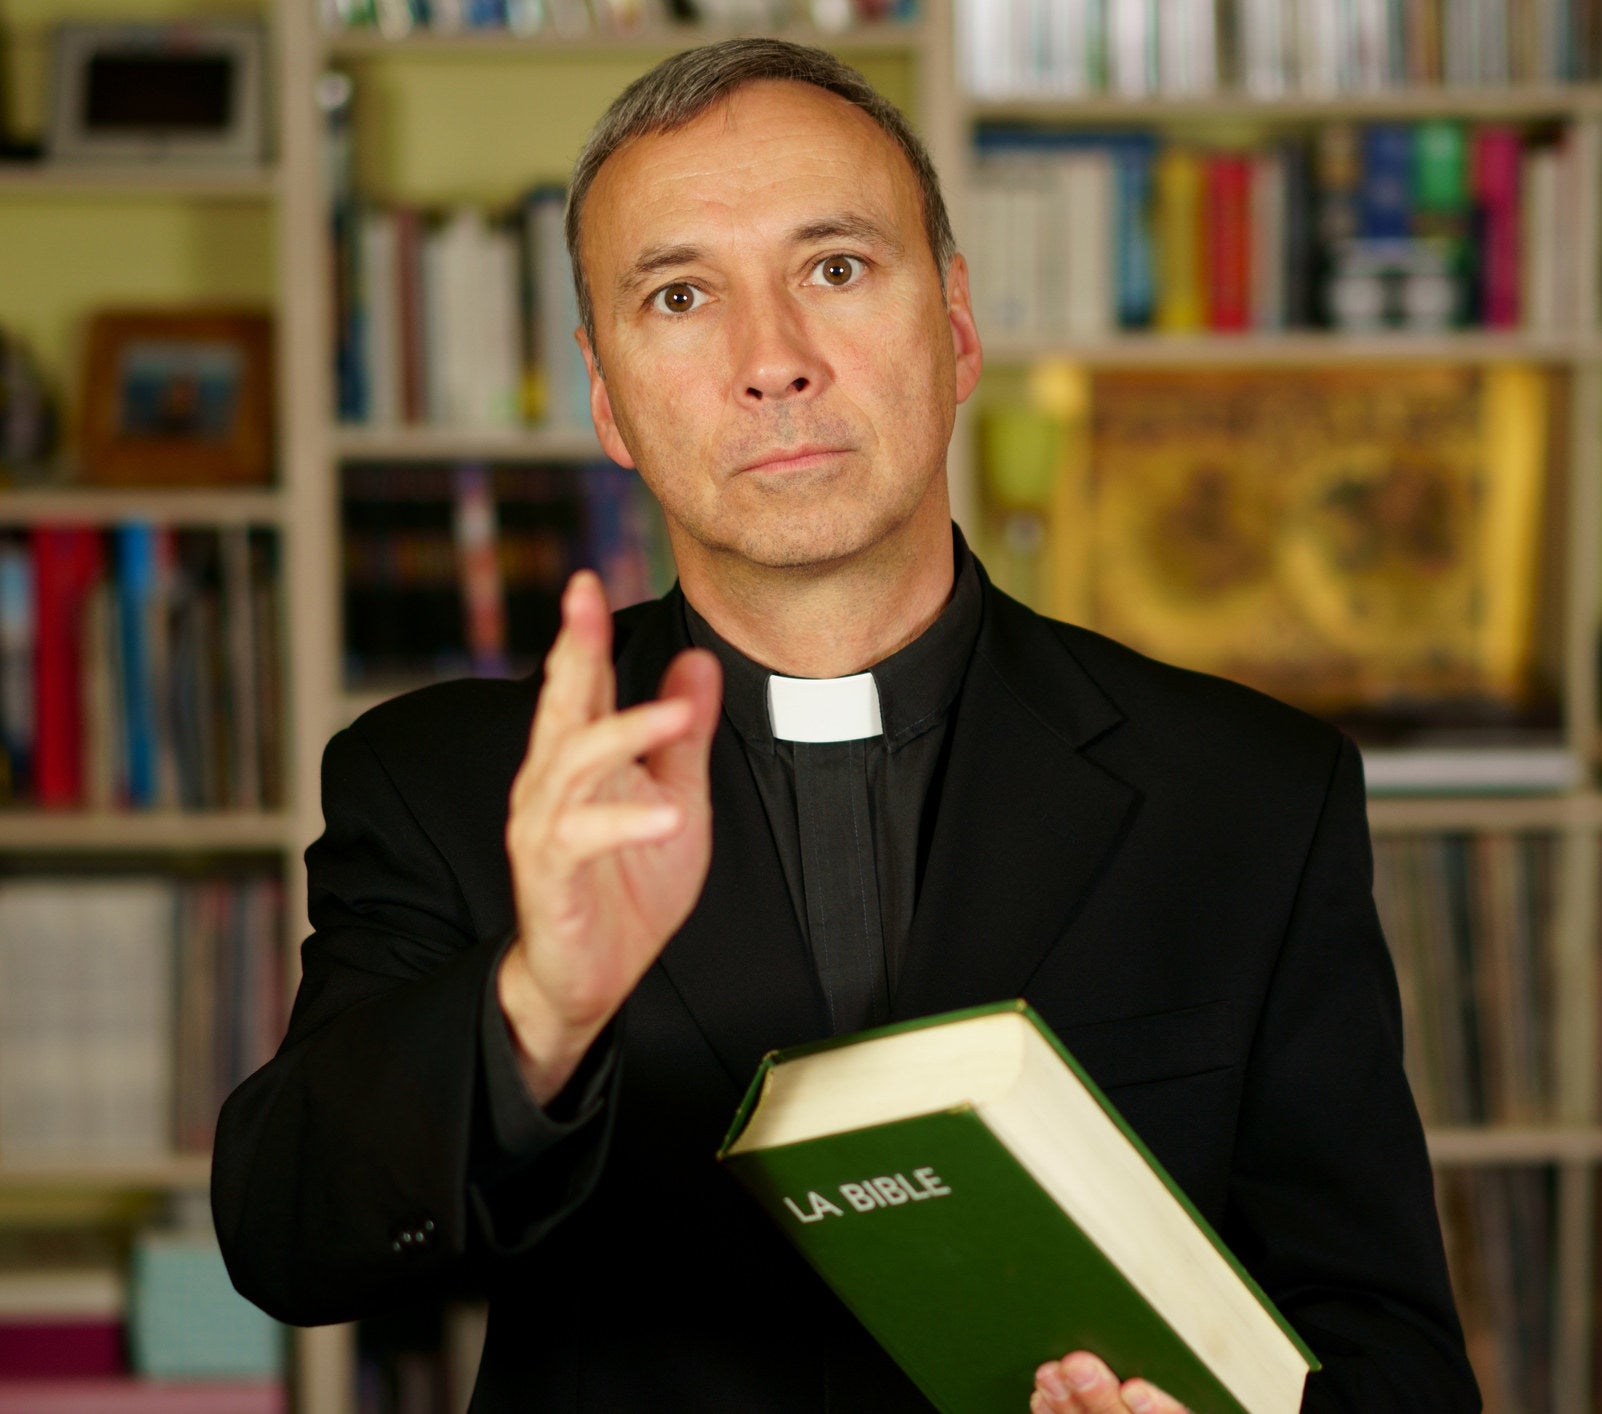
{"left": 1, "top": 1, "right": 1599, "bottom": 1410}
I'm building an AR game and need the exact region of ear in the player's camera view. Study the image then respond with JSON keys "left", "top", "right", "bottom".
{"left": 944, "top": 253, "right": 984, "bottom": 405}
{"left": 577, "top": 327, "right": 637, "bottom": 470}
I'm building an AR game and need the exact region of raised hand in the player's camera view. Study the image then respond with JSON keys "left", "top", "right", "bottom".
{"left": 1031, "top": 1354, "right": 1191, "bottom": 1414}
{"left": 497, "top": 570, "right": 722, "bottom": 1104}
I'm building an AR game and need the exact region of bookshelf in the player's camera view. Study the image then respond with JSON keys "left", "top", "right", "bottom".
{"left": 1, "top": 0, "right": 1600, "bottom": 1411}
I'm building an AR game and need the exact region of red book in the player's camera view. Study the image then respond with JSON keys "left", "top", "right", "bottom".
{"left": 1203, "top": 154, "right": 1253, "bottom": 330}
{"left": 1473, "top": 126, "right": 1522, "bottom": 328}
{"left": 31, "top": 527, "right": 103, "bottom": 808}
{"left": 394, "top": 206, "right": 426, "bottom": 425}
{"left": 0, "top": 1321, "right": 122, "bottom": 1378}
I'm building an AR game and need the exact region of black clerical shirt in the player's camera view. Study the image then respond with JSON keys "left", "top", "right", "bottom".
{"left": 682, "top": 534, "right": 981, "bottom": 1026}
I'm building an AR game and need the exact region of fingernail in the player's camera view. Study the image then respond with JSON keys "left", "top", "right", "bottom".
{"left": 1125, "top": 1385, "right": 1154, "bottom": 1413}
{"left": 1039, "top": 1369, "right": 1067, "bottom": 1400}
{"left": 1066, "top": 1356, "right": 1100, "bottom": 1391}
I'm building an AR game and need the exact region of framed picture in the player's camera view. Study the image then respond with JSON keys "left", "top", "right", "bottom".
{"left": 81, "top": 310, "right": 274, "bottom": 487}
{"left": 47, "top": 21, "right": 267, "bottom": 168}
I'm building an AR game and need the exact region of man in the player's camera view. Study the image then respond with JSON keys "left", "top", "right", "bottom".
{"left": 213, "top": 39, "right": 1479, "bottom": 1413}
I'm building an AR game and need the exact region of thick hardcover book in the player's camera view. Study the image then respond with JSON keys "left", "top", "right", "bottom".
{"left": 719, "top": 1002, "right": 1317, "bottom": 1414}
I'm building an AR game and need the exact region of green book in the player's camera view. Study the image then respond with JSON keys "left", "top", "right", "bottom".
{"left": 718, "top": 1001, "right": 1319, "bottom": 1414}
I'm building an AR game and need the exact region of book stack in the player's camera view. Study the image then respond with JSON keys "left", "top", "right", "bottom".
{"left": 958, "top": 0, "right": 1596, "bottom": 98}
{"left": 342, "top": 459, "right": 669, "bottom": 689}
{"left": 968, "top": 121, "right": 1582, "bottom": 340}
{"left": 1435, "top": 1166, "right": 1555, "bottom": 1414}
{"left": 0, "top": 525, "right": 283, "bottom": 813}
{"left": 0, "top": 872, "right": 285, "bottom": 1162}
{"left": 321, "top": 0, "right": 917, "bottom": 39}
{"left": 1371, "top": 832, "right": 1557, "bottom": 1127}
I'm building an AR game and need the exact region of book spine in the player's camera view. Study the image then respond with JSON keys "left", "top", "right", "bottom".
{"left": 1473, "top": 126, "right": 1523, "bottom": 328}
{"left": 1203, "top": 153, "right": 1253, "bottom": 330}
{"left": 1155, "top": 147, "right": 1205, "bottom": 330}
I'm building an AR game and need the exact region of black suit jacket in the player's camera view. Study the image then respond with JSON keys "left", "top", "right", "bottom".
{"left": 213, "top": 573, "right": 1479, "bottom": 1412}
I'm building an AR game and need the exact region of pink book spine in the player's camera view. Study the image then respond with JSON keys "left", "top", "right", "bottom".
{"left": 0, "top": 1321, "right": 123, "bottom": 1377}
{"left": 0, "top": 1379, "right": 285, "bottom": 1413}
{"left": 1474, "top": 126, "right": 1523, "bottom": 328}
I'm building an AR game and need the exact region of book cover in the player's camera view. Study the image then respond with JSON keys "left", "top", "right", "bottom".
{"left": 1202, "top": 153, "right": 1252, "bottom": 330}
{"left": 720, "top": 1002, "right": 1316, "bottom": 1414}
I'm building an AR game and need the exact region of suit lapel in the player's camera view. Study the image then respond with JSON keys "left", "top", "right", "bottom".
{"left": 894, "top": 583, "right": 1141, "bottom": 1020}
{"left": 613, "top": 592, "right": 827, "bottom": 1088}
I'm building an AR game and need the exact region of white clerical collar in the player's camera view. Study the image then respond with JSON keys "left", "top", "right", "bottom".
{"left": 766, "top": 671, "right": 883, "bottom": 743}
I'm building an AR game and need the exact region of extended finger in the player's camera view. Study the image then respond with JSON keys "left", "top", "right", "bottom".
{"left": 546, "top": 800, "right": 685, "bottom": 864}
{"left": 513, "top": 697, "right": 693, "bottom": 815}
{"left": 527, "top": 571, "right": 615, "bottom": 770}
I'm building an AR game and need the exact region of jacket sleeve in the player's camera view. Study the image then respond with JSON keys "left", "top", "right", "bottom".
{"left": 211, "top": 717, "right": 618, "bottom": 1326}
{"left": 1228, "top": 735, "right": 1481, "bottom": 1412}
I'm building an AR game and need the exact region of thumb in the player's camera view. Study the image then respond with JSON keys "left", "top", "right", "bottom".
{"left": 648, "top": 648, "right": 721, "bottom": 789}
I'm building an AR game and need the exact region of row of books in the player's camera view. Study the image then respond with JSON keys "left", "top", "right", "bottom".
{"left": 322, "top": 0, "right": 913, "bottom": 35}
{"left": 967, "top": 122, "right": 1580, "bottom": 339}
{"left": 0, "top": 526, "right": 283, "bottom": 813}
{"left": 958, "top": 0, "right": 1597, "bottom": 98}
{"left": 1436, "top": 1166, "right": 1555, "bottom": 1414}
{"left": 0, "top": 873, "right": 284, "bottom": 1161}
{"left": 343, "top": 459, "right": 669, "bottom": 687}
{"left": 333, "top": 194, "right": 594, "bottom": 435}
{"left": 1372, "top": 833, "right": 1556, "bottom": 1126}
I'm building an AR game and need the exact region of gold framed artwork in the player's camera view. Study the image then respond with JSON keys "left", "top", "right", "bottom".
{"left": 989, "top": 363, "right": 1552, "bottom": 721}
{"left": 81, "top": 309, "right": 274, "bottom": 487}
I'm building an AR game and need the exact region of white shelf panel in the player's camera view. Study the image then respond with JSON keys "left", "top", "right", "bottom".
{"left": 324, "top": 21, "right": 927, "bottom": 57}
{"left": 1359, "top": 745, "right": 1585, "bottom": 796}
{"left": 968, "top": 84, "right": 1602, "bottom": 123}
{"left": 982, "top": 331, "right": 1602, "bottom": 366}
{"left": 0, "top": 164, "right": 280, "bottom": 201}
{"left": 333, "top": 424, "right": 606, "bottom": 461}
{"left": 1426, "top": 1127, "right": 1602, "bottom": 1165}
{"left": 0, "top": 811, "right": 295, "bottom": 852}
{"left": 0, "top": 1154, "right": 210, "bottom": 1191}
{"left": 0, "top": 486, "right": 286, "bottom": 526}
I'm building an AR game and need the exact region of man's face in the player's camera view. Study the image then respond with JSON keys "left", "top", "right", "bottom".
{"left": 577, "top": 80, "right": 982, "bottom": 578}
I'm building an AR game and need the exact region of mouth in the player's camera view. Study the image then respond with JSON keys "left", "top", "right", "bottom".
{"left": 736, "top": 446, "right": 852, "bottom": 475}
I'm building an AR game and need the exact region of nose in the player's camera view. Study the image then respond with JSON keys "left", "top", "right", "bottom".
{"left": 733, "top": 285, "right": 825, "bottom": 404}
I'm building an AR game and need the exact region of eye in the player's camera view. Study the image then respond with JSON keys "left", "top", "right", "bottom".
{"left": 651, "top": 281, "right": 706, "bottom": 314}
{"left": 808, "top": 254, "right": 865, "bottom": 288}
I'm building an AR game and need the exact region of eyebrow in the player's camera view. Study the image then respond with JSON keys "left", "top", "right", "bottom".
{"left": 613, "top": 212, "right": 905, "bottom": 305}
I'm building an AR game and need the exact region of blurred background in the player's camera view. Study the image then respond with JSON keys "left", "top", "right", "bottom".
{"left": 0, "top": 0, "right": 1598, "bottom": 1410}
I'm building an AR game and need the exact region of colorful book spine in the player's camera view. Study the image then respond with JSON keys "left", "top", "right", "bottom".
{"left": 1203, "top": 153, "right": 1253, "bottom": 329}
{"left": 1155, "top": 148, "right": 1204, "bottom": 330}
{"left": 1473, "top": 126, "right": 1523, "bottom": 328}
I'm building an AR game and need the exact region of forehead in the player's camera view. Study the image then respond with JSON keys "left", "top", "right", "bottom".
{"left": 581, "top": 80, "right": 922, "bottom": 273}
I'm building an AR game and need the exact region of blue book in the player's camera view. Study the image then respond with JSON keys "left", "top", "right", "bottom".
{"left": 1358, "top": 124, "right": 1413, "bottom": 240}
{"left": 115, "top": 523, "right": 159, "bottom": 808}
{"left": 129, "top": 1232, "right": 286, "bottom": 1379}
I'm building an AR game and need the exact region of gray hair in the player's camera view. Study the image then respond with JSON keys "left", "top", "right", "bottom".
{"left": 564, "top": 37, "right": 955, "bottom": 356}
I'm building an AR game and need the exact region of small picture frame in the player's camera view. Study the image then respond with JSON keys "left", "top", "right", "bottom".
{"left": 47, "top": 21, "right": 268, "bottom": 168}
{"left": 81, "top": 310, "right": 274, "bottom": 487}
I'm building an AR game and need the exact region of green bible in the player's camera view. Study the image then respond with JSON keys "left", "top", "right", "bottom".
{"left": 718, "top": 1000, "right": 1319, "bottom": 1414}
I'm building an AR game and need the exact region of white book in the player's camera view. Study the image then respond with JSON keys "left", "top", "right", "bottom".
{"left": 1061, "top": 151, "right": 1116, "bottom": 338}
{"left": 419, "top": 223, "right": 450, "bottom": 425}
{"left": 1353, "top": 0, "right": 1389, "bottom": 88}
{"left": 1251, "top": 151, "right": 1288, "bottom": 329}
{"left": 1242, "top": 0, "right": 1288, "bottom": 95}
{"left": 963, "top": 166, "right": 1012, "bottom": 336}
{"left": 482, "top": 224, "right": 525, "bottom": 429}
{"left": 1160, "top": 0, "right": 1218, "bottom": 94}
{"left": 1051, "top": 0, "right": 1089, "bottom": 95}
{"left": 1295, "top": 0, "right": 1342, "bottom": 92}
{"left": 359, "top": 209, "right": 402, "bottom": 428}
{"left": 530, "top": 191, "right": 589, "bottom": 430}
{"left": 1520, "top": 144, "right": 1561, "bottom": 333}
{"left": 1109, "top": 0, "right": 1156, "bottom": 96}
{"left": 434, "top": 207, "right": 489, "bottom": 427}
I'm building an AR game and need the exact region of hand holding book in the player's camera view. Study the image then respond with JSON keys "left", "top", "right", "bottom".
{"left": 1032, "top": 1353, "right": 1190, "bottom": 1414}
